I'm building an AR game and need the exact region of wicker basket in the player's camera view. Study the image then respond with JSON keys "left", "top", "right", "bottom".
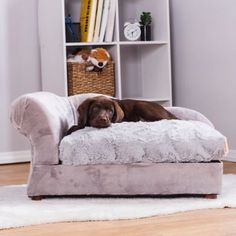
{"left": 67, "top": 61, "right": 115, "bottom": 96}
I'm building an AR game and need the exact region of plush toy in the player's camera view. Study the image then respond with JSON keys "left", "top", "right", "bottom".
{"left": 67, "top": 49, "right": 90, "bottom": 63}
{"left": 67, "top": 48, "right": 111, "bottom": 72}
{"left": 87, "top": 48, "right": 111, "bottom": 72}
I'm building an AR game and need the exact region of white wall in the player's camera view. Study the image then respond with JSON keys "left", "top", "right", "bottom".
{"left": 170, "top": 0, "right": 236, "bottom": 150}
{"left": 1, "top": 0, "right": 235, "bottom": 160}
{"left": 0, "top": 0, "right": 41, "bottom": 153}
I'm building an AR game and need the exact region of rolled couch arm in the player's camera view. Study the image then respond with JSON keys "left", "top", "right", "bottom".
{"left": 166, "top": 107, "right": 214, "bottom": 128}
{"left": 10, "top": 92, "right": 75, "bottom": 165}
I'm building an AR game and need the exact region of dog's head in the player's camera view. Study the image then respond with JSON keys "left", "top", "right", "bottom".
{"left": 77, "top": 96, "right": 124, "bottom": 129}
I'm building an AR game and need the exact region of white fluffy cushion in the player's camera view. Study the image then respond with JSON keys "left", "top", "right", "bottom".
{"left": 59, "top": 120, "right": 227, "bottom": 165}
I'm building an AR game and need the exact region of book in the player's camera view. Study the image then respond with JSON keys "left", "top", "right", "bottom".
{"left": 93, "top": 0, "right": 104, "bottom": 42}
{"left": 98, "top": 0, "right": 110, "bottom": 42}
{"left": 80, "top": 0, "right": 98, "bottom": 42}
{"left": 87, "top": 0, "right": 98, "bottom": 42}
{"left": 105, "top": 0, "right": 116, "bottom": 42}
{"left": 80, "top": 0, "right": 89, "bottom": 42}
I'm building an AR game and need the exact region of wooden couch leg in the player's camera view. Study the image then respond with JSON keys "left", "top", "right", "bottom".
{"left": 204, "top": 194, "right": 217, "bottom": 199}
{"left": 30, "top": 196, "right": 43, "bottom": 201}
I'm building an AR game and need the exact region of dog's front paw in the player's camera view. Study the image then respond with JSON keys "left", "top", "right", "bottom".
{"left": 66, "top": 125, "right": 79, "bottom": 136}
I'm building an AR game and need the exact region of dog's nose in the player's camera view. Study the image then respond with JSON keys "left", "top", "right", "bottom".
{"left": 98, "top": 62, "right": 103, "bottom": 67}
{"left": 100, "top": 117, "right": 108, "bottom": 122}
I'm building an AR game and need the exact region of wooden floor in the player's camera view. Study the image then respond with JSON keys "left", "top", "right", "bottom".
{"left": 0, "top": 161, "right": 236, "bottom": 235}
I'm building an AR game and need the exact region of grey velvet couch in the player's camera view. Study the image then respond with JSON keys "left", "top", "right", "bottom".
{"left": 10, "top": 92, "right": 223, "bottom": 199}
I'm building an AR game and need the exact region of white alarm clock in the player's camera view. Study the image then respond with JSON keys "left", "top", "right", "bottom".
{"left": 124, "top": 21, "right": 141, "bottom": 41}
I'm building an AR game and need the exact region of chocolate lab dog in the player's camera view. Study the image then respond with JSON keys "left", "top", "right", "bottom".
{"left": 67, "top": 96, "right": 177, "bottom": 135}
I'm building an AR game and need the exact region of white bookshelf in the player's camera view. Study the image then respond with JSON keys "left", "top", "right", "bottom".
{"left": 38, "top": 0, "right": 172, "bottom": 106}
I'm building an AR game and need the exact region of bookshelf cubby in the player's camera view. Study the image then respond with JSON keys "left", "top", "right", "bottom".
{"left": 38, "top": 0, "right": 172, "bottom": 105}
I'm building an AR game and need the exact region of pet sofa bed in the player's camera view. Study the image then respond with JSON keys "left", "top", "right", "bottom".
{"left": 10, "top": 92, "right": 227, "bottom": 199}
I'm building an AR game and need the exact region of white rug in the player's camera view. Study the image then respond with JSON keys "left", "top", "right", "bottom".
{"left": 0, "top": 174, "right": 236, "bottom": 230}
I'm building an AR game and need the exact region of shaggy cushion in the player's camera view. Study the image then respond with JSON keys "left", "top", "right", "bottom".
{"left": 59, "top": 120, "right": 227, "bottom": 165}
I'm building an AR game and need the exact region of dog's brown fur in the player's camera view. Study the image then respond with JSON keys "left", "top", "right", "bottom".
{"left": 66, "top": 96, "right": 177, "bottom": 135}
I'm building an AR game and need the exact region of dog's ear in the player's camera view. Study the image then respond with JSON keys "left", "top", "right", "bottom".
{"left": 112, "top": 100, "right": 124, "bottom": 123}
{"left": 77, "top": 98, "right": 95, "bottom": 128}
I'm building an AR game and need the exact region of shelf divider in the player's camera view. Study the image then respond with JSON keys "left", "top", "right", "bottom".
{"left": 119, "top": 41, "right": 168, "bottom": 46}
{"left": 121, "top": 97, "right": 170, "bottom": 102}
{"left": 66, "top": 42, "right": 118, "bottom": 47}
{"left": 66, "top": 41, "right": 168, "bottom": 47}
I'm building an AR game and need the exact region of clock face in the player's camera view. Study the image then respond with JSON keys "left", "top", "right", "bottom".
{"left": 124, "top": 23, "right": 141, "bottom": 41}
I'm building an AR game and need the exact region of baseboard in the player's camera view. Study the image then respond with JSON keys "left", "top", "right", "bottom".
{"left": 223, "top": 149, "right": 236, "bottom": 162}
{"left": 0, "top": 150, "right": 31, "bottom": 164}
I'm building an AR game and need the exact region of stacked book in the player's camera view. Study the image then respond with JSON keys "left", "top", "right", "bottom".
{"left": 80, "top": 0, "right": 116, "bottom": 42}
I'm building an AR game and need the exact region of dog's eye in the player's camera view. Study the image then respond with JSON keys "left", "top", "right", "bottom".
{"left": 107, "top": 109, "right": 114, "bottom": 115}
{"left": 92, "top": 106, "right": 100, "bottom": 111}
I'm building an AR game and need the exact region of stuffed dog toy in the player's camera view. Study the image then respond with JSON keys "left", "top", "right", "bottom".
{"left": 67, "top": 49, "right": 90, "bottom": 63}
{"left": 87, "top": 48, "right": 111, "bottom": 72}
{"left": 67, "top": 48, "right": 111, "bottom": 72}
